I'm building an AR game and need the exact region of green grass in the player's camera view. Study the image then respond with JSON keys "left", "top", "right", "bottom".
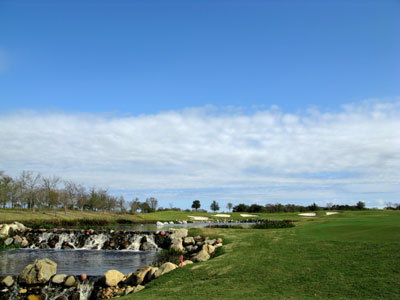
{"left": 120, "top": 210, "right": 400, "bottom": 300}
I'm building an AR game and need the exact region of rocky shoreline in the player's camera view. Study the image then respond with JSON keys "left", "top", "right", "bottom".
{"left": 0, "top": 222, "right": 223, "bottom": 300}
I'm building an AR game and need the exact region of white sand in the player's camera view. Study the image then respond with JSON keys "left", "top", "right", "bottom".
{"left": 213, "top": 214, "right": 231, "bottom": 218}
{"left": 298, "top": 213, "right": 316, "bottom": 217}
{"left": 326, "top": 212, "right": 339, "bottom": 215}
{"left": 188, "top": 216, "right": 209, "bottom": 221}
{"left": 240, "top": 214, "right": 259, "bottom": 217}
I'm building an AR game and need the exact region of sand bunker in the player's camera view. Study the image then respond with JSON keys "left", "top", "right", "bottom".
{"left": 326, "top": 212, "right": 339, "bottom": 215}
{"left": 188, "top": 216, "right": 209, "bottom": 221}
{"left": 213, "top": 214, "right": 231, "bottom": 217}
{"left": 298, "top": 213, "right": 316, "bottom": 217}
{"left": 240, "top": 214, "right": 259, "bottom": 217}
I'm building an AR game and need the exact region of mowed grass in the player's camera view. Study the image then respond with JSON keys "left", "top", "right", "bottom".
{"left": 121, "top": 210, "right": 400, "bottom": 300}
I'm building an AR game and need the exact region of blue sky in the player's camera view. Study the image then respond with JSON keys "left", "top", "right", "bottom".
{"left": 0, "top": 0, "right": 399, "bottom": 209}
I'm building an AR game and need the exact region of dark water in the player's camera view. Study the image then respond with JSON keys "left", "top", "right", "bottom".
{"left": 0, "top": 249, "right": 157, "bottom": 276}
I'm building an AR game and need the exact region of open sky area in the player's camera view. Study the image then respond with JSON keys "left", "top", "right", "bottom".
{"left": 0, "top": 0, "right": 399, "bottom": 210}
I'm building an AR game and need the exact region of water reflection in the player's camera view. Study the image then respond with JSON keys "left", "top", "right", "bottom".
{"left": 0, "top": 249, "right": 157, "bottom": 276}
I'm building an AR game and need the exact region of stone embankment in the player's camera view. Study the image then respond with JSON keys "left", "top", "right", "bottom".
{"left": 0, "top": 223, "right": 223, "bottom": 300}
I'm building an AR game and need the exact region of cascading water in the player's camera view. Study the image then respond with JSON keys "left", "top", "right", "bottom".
{"left": 125, "top": 234, "right": 142, "bottom": 250}
{"left": 78, "top": 280, "right": 95, "bottom": 300}
{"left": 82, "top": 233, "right": 110, "bottom": 250}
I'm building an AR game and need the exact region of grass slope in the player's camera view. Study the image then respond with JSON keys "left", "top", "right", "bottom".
{"left": 121, "top": 210, "right": 400, "bottom": 300}
{"left": 0, "top": 208, "right": 305, "bottom": 224}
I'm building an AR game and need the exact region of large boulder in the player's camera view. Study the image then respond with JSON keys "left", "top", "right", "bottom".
{"left": 126, "top": 266, "right": 152, "bottom": 286}
{"left": 146, "top": 267, "right": 158, "bottom": 282}
{"left": 20, "top": 259, "right": 57, "bottom": 284}
{"left": 13, "top": 222, "right": 26, "bottom": 232}
{"left": 103, "top": 270, "right": 124, "bottom": 287}
{"left": 52, "top": 274, "right": 68, "bottom": 284}
{"left": 0, "top": 225, "right": 10, "bottom": 237}
{"left": 192, "top": 249, "right": 210, "bottom": 262}
{"left": 170, "top": 237, "right": 184, "bottom": 252}
{"left": 1, "top": 276, "right": 14, "bottom": 287}
{"left": 154, "top": 262, "right": 178, "bottom": 278}
{"left": 183, "top": 237, "right": 195, "bottom": 245}
{"left": 169, "top": 229, "right": 188, "bottom": 239}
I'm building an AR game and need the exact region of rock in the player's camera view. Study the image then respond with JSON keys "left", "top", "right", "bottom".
{"left": 134, "top": 285, "right": 145, "bottom": 293}
{"left": 215, "top": 243, "right": 223, "bottom": 248}
{"left": 13, "top": 236, "right": 23, "bottom": 246}
{"left": 185, "top": 245, "right": 194, "bottom": 252}
{"left": 20, "top": 259, "right": 57, "bottom": 284}
{"left": 55, "top": 296, "right": 68, "bottom": 300}
{"left": 146, "top": 267, "right": 158, "bottom": 282}
{"left": 183, "top": 237, "right": 195, "bottom": 245}
{"left": 4, "top": 238, "right": 13, "bottom": 246}
{"left": 20, "top": 288, "right": 27, "bottom": 294}
{"left": 154, "top": 262, "right": 178, "bottom": 278}
{"left": 170, "top": 237, "right": 184, "bottom": 252}
{"left": 124, "top": 286, "right": 134, "bottom": 295}
{"left": 134, "top": 266, "right": 152, "bottom": 285}
{"left": 203, "top": 244, "right": 215, "bottom": 255}
{"left": 156, "top": 221, "right": 164, "bottom": 226}
{"left": 103, "top": 270, "right": 124, "bottom": 287}
{"left": 217, "top": 238, "right": 223, "bottom": 243}
{"left": 64, "top": 275, "right": 76, "bottom": 287}
{"left": 169, "top": 228, "right": 188, "bottom": 239}
{"left": 192, "top": 250, "right": 210, "bottom": 262}
{"left": 206, "top": 239, "right": 216, "bottom": 245}
{"left": 0, "top": 225, "right": 10, "bottom": 237}
{"left": 160, "top": 231, "right": 166, "bottom": 236}
{"left": 21, "top": 237, "right": 29, "bottom": 247}
{"left": 1, "top": 276, "right": 14, "bottom": 287}
{"left": 52, "top": 274, "right": 68, "bottom": 284}
{"left": 182, "top": 260, "right": 193, "bottom": 267}
{"left": 80, "top": 274, "right": 87, "bottom": 281}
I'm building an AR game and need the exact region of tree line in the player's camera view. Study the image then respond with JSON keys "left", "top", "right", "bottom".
{"left": 0, "top": 170, "right": 160, "bottom": 215}
{"left": 232, "top": 202, "right": 370, "bottom": 213}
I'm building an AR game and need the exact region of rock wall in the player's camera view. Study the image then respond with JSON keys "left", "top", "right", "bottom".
{"left": 0, "top": 226, "right": 224, "bottom": 300}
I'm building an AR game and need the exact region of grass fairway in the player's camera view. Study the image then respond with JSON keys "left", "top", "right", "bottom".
{"left": 121, "top": 210, "right": 400, "bottom": 300}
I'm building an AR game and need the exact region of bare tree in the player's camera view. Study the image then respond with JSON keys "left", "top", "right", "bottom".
{"left": 226, "top": 202, "right": 233, "bottom": 212}
{"left": 19, "top": 171, "right": 41, "bottom": 212}
{"left": 62, "top": 181, "right": 77, "bottom": 215}
{"left": 76, "top": 185, "right": 88, "bottom": 211}
{"left": 42, "top": 175, "right": 61, "bottom": 215}
{"left": 146, "top": 197, "right": 158, "bottom": 212}
{"left": 118, "top": 196, "right": 126, "bottom": 212}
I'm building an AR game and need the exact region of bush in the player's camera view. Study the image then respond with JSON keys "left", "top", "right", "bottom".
{"left": 155, "top": 248, "right": 185, "bottom": 266}
{"left": 252, "top": 220, "right": 295, "bottom": 229}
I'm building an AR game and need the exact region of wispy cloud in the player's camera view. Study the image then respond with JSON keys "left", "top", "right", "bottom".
{"left": 0, "top": 100, "right": 399, "bottom": 208}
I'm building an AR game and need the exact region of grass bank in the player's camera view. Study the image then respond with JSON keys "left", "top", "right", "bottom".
{"left": 121, "top": 210, "right": 400, "bottom": 300}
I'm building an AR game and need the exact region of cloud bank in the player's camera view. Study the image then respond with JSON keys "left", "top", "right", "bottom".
{"left": 1, "top": 100, "right": 399, "bottom": 208}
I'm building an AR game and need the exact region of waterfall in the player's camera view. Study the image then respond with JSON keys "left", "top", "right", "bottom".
{"left": 82, "top": 233, "right": 109, "bottom": 250}
{"left": 78, "top": 281, "right": 95, "bottom": 300}
{"left": 125, "top": 234, "right": 142, "bottom": 250}
{"left": 54, "top": 232, "right": 77, "bottom": 249}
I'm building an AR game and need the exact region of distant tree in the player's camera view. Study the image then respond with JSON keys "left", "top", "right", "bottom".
{"left": 192, "top": 200, "right": 201, "bottom": 211}
{"left": 146, "top": 197, "right": 158, "bottom": 212}
{"left": 233, "top": 203, "right": 249, "bottom": 212}
{"left": 140, "top": 201, "right": 151, "bottom": 213}
{"left": 129, "top": 197, "right": 140, "bottom": 214}
{"left": 308, "top": 203, "right": 319, "bottom": 211}
{"left": 75, "top": 185, "right": 88, "bottom": 211}
{"left": 118, "top": 196, "right": 126, "bottom": 212}
{"left": 356, "top": 201, "right": 366, "bottom": 210}
{"left": 226, "top": 202, "right": 233, "bottom": 212}
{"left": 20, "top": 171, "right": 41, "bottom": 212}
{"left": 210, "top": 200, "right": 219, "bottom": 212}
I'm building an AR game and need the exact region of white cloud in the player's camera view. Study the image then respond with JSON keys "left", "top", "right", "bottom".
{"left": 0, "top": 100, "right": 399, "bottom": 208}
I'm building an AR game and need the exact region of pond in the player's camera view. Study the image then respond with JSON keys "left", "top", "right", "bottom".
{"left": 0, "top": 248, "right": 157, "bottom": 276}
